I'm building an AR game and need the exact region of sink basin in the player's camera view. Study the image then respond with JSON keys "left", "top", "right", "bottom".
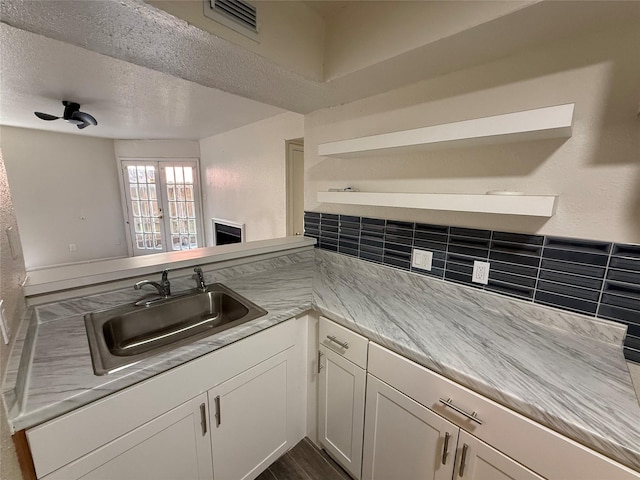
{"left": 85, "top": 283, "right": 267, "bottom": 375}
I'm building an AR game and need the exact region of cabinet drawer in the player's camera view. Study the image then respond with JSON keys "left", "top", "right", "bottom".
{"left": 368, "top": 342, "right": 640, "bottom": 480}
{"left": 319, "top": 317, "right": 368, "bottom": 368}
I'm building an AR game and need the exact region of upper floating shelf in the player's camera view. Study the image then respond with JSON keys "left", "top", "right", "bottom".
{"left": 317, "top": 192, "right": 558, "bottom": 217}
{"left": 317, "top": 104, "right": 575, "bottom": 158}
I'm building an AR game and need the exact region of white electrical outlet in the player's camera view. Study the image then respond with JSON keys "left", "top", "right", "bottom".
{"left": 0, "top": 300, "right": 10, "bottom": 345}
{"left": 69, "top": 243, "right": 77, "bottom": 252}
{"left": 412, "top": 248, "right": 433, "bottom": 271}
{"left": 472, "top": 261, "right": 490, "bottom": 285}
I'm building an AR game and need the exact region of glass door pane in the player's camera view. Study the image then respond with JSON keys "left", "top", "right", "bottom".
{"left": 161, "top": 162, "right": 203, "bottom": 251}
{"left": 122, "top": 162, "right": 166, "bottom": 256}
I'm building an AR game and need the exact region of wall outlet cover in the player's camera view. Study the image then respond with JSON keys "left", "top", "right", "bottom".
{"left": 472, "top": 261, "right": 490, "bottom": 285}
{"left": 412, "top": 248, "right": 433, "bottom": 271}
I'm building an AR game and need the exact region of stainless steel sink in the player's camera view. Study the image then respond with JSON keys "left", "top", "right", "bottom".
{"left": 85, "top": 283, "right": 267, "bottom": 375}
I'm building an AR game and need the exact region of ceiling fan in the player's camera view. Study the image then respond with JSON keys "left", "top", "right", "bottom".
{"left": 34, "top": 101, "right": 98, "bottom": 130}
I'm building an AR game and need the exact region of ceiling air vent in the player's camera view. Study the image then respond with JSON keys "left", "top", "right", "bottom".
{"left": 204, "top": 0, "right": 258, "bottom": 41}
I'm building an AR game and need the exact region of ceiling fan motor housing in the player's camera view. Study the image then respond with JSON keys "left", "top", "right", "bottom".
{"left": 62, "top": 101, "right": 81, "bottom": 120}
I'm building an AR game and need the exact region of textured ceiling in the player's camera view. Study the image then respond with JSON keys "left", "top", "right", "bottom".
{"left": 1, "top": 0, "right": 639, "bottom": 139}
{"left": 0, "top": 0, "right": 332, "bottom": 114}
{"left": 0, "top": 24, "right": 286, "bottom": 140}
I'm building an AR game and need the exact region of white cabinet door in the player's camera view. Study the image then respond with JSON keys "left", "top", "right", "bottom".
{"left": 318, "top": 345, "right": 366, "bottom": 479}
{"left": 44, "top": 394, "right": 213, "bottom": 480}
{"left": 362, "top": 374, "right": 459, "bottom": 480}
{"left": 208, "top": 349, "right": 291, "bottom": 480}
{"left": 454, "top": 430, "right": 543, "bottom": 480}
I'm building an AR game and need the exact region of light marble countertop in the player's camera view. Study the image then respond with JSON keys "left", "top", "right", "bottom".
{"left": 313, "top": 251, "right": 640, "bottom": 472}
{"left": 4, "top": 251, "right": 315, "bottom": 431}
{"left": 23, "top": 236, "right": 315, "bottom": 296}
{"left": 4, "top": 248, "right": 640, "bottom": 472}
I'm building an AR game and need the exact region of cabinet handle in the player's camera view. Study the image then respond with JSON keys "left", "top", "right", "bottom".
{"left": 214, "top": 395, "right": 221, "bottom": 427}
{"left": 459, "top": 443, "right": 469, "bottom": 477}
{"left": 439, "top": 398, "right": 483, "bottom": 425}
{"left": 318, "top": 350, "right": 324, "bottom": 373}
{"left": 442, "top": 432, "right": 450, "bottom": 465}
{"left": 200, "top": 403, "right": 207, "bottom": 436}
{"left": 326, "top": 335, "right": 349, "bottom": 349}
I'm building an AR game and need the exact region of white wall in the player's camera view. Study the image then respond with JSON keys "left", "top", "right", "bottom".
{"left": 199, "top": 112, "right": 304, "bottom": 244}
{"left": 114, "top": 139, "right": 200, "bottom": 159}
{"left": 0, "top": 146, "right": 26, "bottom": 480}
{"left": 148, "top": 1, "right": 325, "bottom": 81}
{"left": 305, "top": 21, "right": 640, "bottom": 244}
{"left": 1, "top": 126, "right": 128, "bottom": 269}
{"left": 323, "top": 1, "right": 528, "bottom": 80}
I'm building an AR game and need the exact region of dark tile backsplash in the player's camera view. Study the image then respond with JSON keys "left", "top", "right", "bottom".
{"left": 304, "top": 211, "right": 640, "bottom": 364}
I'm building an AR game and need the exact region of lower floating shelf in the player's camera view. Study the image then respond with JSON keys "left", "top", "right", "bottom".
{"left": 317, "top": 191, "right": 558, "bottom": 217}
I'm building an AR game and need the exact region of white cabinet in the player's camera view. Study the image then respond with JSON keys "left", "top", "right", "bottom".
{"left": 362, "top": 375, "right": 459, "bottom": 480}
{"left": 453, "top": 431, "right": 542, "bottom": 480}
{"left": 43, "top": 394, "right": 213, "bottom": 480}
{"left": 27, "top": 318, "right": 307, "bottom": 480}
{"left": 366, "top": 342, "right": 640, "bottom": 480}
{"left": 208, "top": 349, "right": 292, "bottom": 480}
{"left": 318, "top": 317, "right": 369, "bottom": 479}
{"left": 319, "top": 345, "right": 366, "bottom": 479}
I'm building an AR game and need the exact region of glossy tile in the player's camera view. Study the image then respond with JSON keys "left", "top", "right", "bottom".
{"left": 544, "top": 236, "right": 612, "bottom": 255}
{"left": 486, "top": 281, "right": 535, "bottom": 300}
{"left": 307, "top": 211, "right": 640, "bottom": 363}
{"left": 413, "top": 238, "right": 447, "bottom": 252}
{"left": 534, "top": 291, "right": 598, "bottom": 316}
{"left": 538, "top": 269, "right": 603, "bottom": 290}
{"left": 542, "top": 248, "right": 609, "bottom": 266}
{"left": 492, "top": 231, "right": 544, "bottom": 245}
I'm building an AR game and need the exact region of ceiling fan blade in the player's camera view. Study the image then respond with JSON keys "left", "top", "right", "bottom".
{"left": 34, "top": 112, "right": 60, "bottom": 121}
{"left": 72, "top": 111, "right": 97, "bottom": 126}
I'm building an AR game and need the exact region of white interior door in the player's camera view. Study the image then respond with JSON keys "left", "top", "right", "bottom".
{"left": 286, "top": 141, "right": 304, "bottom": 236}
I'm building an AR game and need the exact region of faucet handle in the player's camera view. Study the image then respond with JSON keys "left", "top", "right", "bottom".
{"left": 193, "top": 266, "right": 207, "bottom": 291}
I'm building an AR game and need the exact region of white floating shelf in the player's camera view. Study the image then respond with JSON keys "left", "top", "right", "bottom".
{"left": 317, "top": 192, "right": 558, "bottom": 217}
{"left": 318, "top": 104, "right": 574, "bottom": 158}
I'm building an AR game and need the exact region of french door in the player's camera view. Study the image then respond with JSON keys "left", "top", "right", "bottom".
{"left": 121, "top": 160, "right": 204, "bottom": 256}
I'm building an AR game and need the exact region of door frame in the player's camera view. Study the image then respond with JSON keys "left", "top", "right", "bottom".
{"left": 285, "top": 139, "right": 304, "bottom": 236}
{"left": 116, "top": 157, "right": 205, "bottom": 256}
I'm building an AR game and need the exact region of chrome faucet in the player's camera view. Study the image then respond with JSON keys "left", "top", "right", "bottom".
{"left": 193, "top": 267, "right": 207, "bottom": 292}
{"left": 134, "top": 269, "right": 171, "bottom": 298}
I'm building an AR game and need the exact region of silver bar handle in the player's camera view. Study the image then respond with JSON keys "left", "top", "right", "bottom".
{"left": 326, "top": 335, "right": 349, "bottom": 349}
{"left": 439, "top": 398, "right": 483, "bottom": 425}
{"left": 214, "top": 395, "right": 221, "bottom": 427}
{"left": 200, "top": 403, "right": 207, "bottom": 436}
{"left": 318, "top": 351, "right": 324, "bottom": 374}
{"left": 459, "top": 443, "right": 469, "bottom": 477}
{"left": 442, "top": 432, "right": 450, "bottom": 465}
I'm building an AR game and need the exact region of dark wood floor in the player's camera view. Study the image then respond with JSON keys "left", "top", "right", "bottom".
{"left": 256, "top": 438, "right": 351, "bottom": 480}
